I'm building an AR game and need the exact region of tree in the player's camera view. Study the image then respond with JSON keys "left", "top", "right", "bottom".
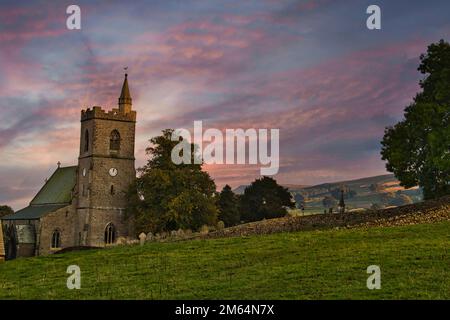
{"left": 126, "top": 129, "right": 218, "bottom": 234}
{"left": 0, "top": 205, "right": 14, "bottom": 218}
{"left": 218, "top": 185, "right": 240, "bottom": 227}
{"left": 239, "top": 177, "right": 295, "bottom": 223}
{"left": 322, "top": 196, "right": 337, "bottom": 209}
{"left": 381, "top": 40, "right": 450, "bottom": 200}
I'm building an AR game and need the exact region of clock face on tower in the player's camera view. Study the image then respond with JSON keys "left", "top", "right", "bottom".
{"left": 109, "top": 168, "right": 118, "bottom": 177}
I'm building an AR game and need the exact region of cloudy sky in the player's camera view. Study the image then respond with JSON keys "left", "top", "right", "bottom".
{"left": 0, "top": 0, "right": 449, "bottom": 210}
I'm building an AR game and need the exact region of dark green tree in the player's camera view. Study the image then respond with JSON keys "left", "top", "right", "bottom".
{"left": 126, "top": 129, "right": 218, "bottom": 234}
{"left": 218, "top": 185, "right": 240, "bottom": 227}
{"left": 381, "top": 40, "right": 450, "bottom": 200}
{"left": 0, "top": 205, "right": 14, "bottom": 218}
{"left": 239, "top": 176, "right": 295, "bottom": 222}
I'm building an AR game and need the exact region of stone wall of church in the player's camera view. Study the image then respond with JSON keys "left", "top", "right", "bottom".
{"left": 76, "top": 106, "right": 137, "bottom": 247}
{"left": 2, "top": 219, "right": 39, "bottom": 258}
{"left": 89, "top": 157, "right": 136, "bottom": 209}
{"left": 90, "top": 117, "right": 136, "bottom": 159}
{"left": 38, "top": 204, "right": 77, "bottom": 256}
{"left": 75, "top": 208, "right": 90, "bottom": 246}
{"left": 86, "top": 208, "right": 130, "bottom": 247}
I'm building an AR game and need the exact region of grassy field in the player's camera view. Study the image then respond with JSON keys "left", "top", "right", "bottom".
{"left": 0, "top": 221, "right": 449, "bottom": 299}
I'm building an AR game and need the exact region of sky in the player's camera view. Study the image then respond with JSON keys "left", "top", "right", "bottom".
{"left": 0, "top": 0, "right": 449, "bottom": 210}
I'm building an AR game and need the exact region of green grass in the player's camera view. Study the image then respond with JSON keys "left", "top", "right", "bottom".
{"left": 0, "top": 221, "right": 449, "bottom": 300}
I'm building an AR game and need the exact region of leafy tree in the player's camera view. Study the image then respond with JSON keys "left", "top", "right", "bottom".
{"left": 126, "top": 129, "right": 218, "bottom": 234}
{"left": 0, "top": 205, "right": 14, "bottom": 218}
{"left": 239, "top": 177, "right": 295, "bottom": 222}
{"left": 217, "top": 185, "right": 240, "bottom": 227}
{"left": 322, "top": 196, "right": 337, "bottom": 209}
{"left": 381, "top": 40, "right": 450, "bottom": 200}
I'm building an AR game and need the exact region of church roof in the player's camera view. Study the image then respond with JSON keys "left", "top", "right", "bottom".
{"left": 1, "top": 204, "right": 68, "bottom": 221}
{"left": 30, "top": 166, "right": 77, "bottom": 205}
{"left": 118, "top": 73, "right": 132, "bottom": 105}
{"left": 1, "top": 166, "right": 77, "bottom": 221}
{"left": 120, "top": 74, "right": 131, "bottom": 100}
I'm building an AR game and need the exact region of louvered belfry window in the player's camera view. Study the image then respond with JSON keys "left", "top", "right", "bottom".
{"left": 110, "top": 130, "right": 120, "bottom": 151}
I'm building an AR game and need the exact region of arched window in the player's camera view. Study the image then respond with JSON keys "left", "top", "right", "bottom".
{"left": 104, "top": 223, "right": 116, "bottom": 244}
{"left": 51, "top": 230, "right": 61, "bottom": 249}
{"left": 84, "top": 129, "right": 89, "bottom": 152}
{"left": 110, "top": 185, "right": 115, "bottom": 195}
{"left": 110, "top": 130, "right": 120, "bottom": 151}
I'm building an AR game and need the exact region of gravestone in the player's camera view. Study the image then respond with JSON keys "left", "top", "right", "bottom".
{"left": 139, "top": 232, "right": 146, "bottom": 246}
{"left": 116, "top": 237, "right": 127, "bottom": 245}
{"left": 176, "top": 229, "right": 184, "bottom": 238}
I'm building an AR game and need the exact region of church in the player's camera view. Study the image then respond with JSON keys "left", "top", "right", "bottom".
{"left": 1, "top": 74, "right": 137, "bottom": 259}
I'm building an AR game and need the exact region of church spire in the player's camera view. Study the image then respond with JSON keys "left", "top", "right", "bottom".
{"left": 118, "top": 73, "right": 132, "bottom": 114}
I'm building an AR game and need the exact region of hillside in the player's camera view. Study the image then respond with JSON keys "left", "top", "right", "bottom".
{"left": 0, "top": 197, "right": 449, "bottom": 300}
{"left": 234, "top": 174, "right": 399, "bottom": 194}
{"left": 234, "top": 174, "right": 423, "bottom": 214}
{"left": 233, "top": 184, "right": 310, "bottom": 194}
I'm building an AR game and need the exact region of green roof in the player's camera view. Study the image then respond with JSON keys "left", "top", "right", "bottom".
{"left": 1, "top": 204, "right": 68, "bottom": 221}
{"left": 1, "top": 166, "right": 77, "bottom": 221}
{"left": 30, "top": 166, "right": 77, "bottom": 205}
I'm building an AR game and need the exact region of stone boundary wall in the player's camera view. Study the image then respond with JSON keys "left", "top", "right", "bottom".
{"left": 202, "top": 196, "right": 450, "bottom": 239}
{"left": 116, "top": 196, "right": 450, "bottom": 246}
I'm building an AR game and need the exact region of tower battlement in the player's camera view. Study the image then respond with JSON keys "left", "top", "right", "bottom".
{"left": 81, "top": 106, "right": 136, "bottom": 122}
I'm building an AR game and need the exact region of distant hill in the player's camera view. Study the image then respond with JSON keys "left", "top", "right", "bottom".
{"left": 234, "top": 174, "right": 397, "bottom": 194}
{"left": 233, "top": 174, "right": 422, "bottom": 212}
{"left": 233, "top": 184, "right": 309, "bottom": 194}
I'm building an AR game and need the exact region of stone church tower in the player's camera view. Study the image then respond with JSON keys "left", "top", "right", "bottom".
{"left": 1, "top": 74, "right": 137, "bottom": 259}
{"left": 76, "top": 74, "right": 136, "bottom": 246}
